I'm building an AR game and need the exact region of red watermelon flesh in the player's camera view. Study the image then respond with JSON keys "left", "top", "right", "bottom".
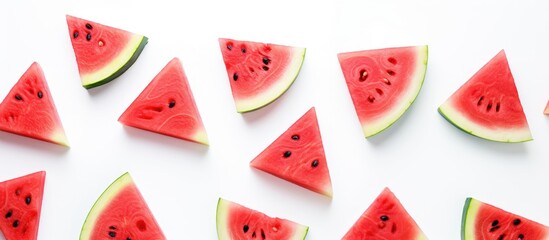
{"left": 250, "top": 107, "right": 333, "bottom": 197}
{"left": 338, "top": 46, "right": 428, "bottom": 138}
{"left": 218, "top": 38, "right": 306, "bottom": 113}
{"left": 118, "top": 58, "right": 209, "bottom": 145}
{"left": 216, "top": 198, "right": 309, "bottom": 240}
{"left": 342, "top": 188, "right": 427, "bottom": 240}
{"left": 462, "top": 198, "right": 549, "bottom": 240}
{"left": 66, "top": 15, "right": 148, "bottom": 89}
{"left": 0, "top": 62, "right": 69, "bottom": 146}
{"left": 438, "top": 50, "right": 532, "bottom": 142}
{"left": 80, "top": 172, "right": 165, "bottom": 240}
{"left": 0, "top": 171, "right": 46, "bottom": 240}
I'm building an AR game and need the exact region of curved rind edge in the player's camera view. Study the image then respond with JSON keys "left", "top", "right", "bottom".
{"left": 216, "top": 198, "right": 230, "bottom": 240}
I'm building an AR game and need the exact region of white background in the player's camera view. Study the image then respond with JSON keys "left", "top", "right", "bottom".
{"left": 1, "top": 0, "right": 549, "bottom": 239}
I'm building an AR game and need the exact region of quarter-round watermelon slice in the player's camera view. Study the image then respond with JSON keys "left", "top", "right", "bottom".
{"left": 342, "top": 188, "right": 428, "bottom": 240}
{"left": 338, "top": 46, "right": 428, "bottom": 138}
{"left": 0, "top": 171, "right": 46, "bottom": 240}
{"left": 216, "top": 198, "right": 309, "bottom": 240}
{"left": 66, "top": 15, "right": 148, "bottom": 89}
{"left": 461, "top": 198, "right": 549, "bottom": 240}
{"left": 438, "top": 50, "right": 532, "bottom": 142}
{"left": 118, "top": 57, "right": 209, "bottom": 145}
{"left": 250, "top": 107, "right": 333, "bottom": 197}
{"left": 218, "top": 38, "right": 306, "bottom": 113}
{"left": 0, "top": 62, "right": 69, "bottom": 146}
{"left": 80, "top": 172, "right": 165, "bottom": 240}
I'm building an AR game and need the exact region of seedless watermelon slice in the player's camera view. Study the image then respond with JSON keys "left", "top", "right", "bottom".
{"left": 0, "top": 171, "right": 46, "bottom": 240}
{"left": 338, "top": 46, "right": 428, "bottom": 138}
{"left": 216, "top": 198, "right": 308, "bottom": 240}
{"left": 462, "top": 198, "right": 549, "bottom": 240}
{"left": 118, "top": 58, "right": 209, "bottom": 145}
{"left": 438, "top": 50, "right": 532, "bottom": 142}
{"left": 250, "top": 107, "right": 333, "bottom": 197}
{"left": 66, "top": 15, "right": 148, "bottom": 89}
{"left": 0, "top": 62, "right": 69, "bottom": 146}
{"left": 342, "top": 188, "right": 428, "bottom": 240}
{"left": 219, "top": 38, "right": 306, "bottom": 113}
{"left": 80, "top": 172, "right": 165, "bottom": 240}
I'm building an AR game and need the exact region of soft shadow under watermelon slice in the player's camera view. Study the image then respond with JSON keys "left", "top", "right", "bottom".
{"left": 438, "top": 50, "right": 532, "bottom": 143}
{"left": 250, "top": 107, "right": 333, "bottom": 197}
{"left": 342, "top": 188, "right": 428, "bottom": 240}
{"left": 0, "top": 171, "right": 45, "bottom": 240}
{"left": 0, "top": 62, "right": 69, "bottom": 146}
{"left": 118, "top": 58, "right": 209, "bottom": 145}
{"left": 461, "top": 198, "right": 549, "bottom": 240}
{"left": 216, "top": 198, "right": 309, "bottom": 240}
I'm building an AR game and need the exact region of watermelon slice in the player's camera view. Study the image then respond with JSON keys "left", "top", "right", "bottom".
{"left": 462, "top": 198, "right": 549, "bottom": 240}
{"left": 438, "top": 50, "right": 532, "bottom": 142}
{"left": 118, "top": 57, "right": 209, "bottom": 145}
{"left": 218, "top": 38, "right": 306, "bottom": 113}
{"left": 338, "top": 46, "right": 428, "bottom": 138}
{"left": 342, "top": 188, "right": 428, "bottom": 240}
{"left": 80, "top": 172, "right": 165, "bottom": 240}
{"left": 250, "top": 107, "right": 333, "bottom": 197}
{"left": 0, "top": 171, "right": 46, "bottom": 240}
{"left": 66, "top": 15, "right": 148, "bottom": 89}
{"left": 216, "top": 198, "right": 309, "bottom": 240}
{"left": 0, "top": 62, "right": 69, "bottom": 146}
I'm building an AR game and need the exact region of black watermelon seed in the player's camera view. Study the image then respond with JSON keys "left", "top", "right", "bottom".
{"left": 233, "top": 73, "right": 238, "bottom": 81}
{"left": 311, "top": 159, "right": 319, "bottom": 168}
{"left": 518, "top": 233, "right": 524, "bottom": 239}
{"left": 262, "top": 66, "right": 269, "bottom": 71}
{"left": 108, "top": 231, "right": 116, "bottom": 237}
{"left": 380, "top": 215, "right": 389, "bottom": 221}
{"left": 497, "top": 234, "right": 505, "bottom": 240}
{"left": 262, "top": 57, "right": 270, "bottom": 65}
{"left": 126, "top": 238, "right": 132, "bottom": 240}
{"left": 25, "top": 195, "right": 31, "bottom": 205}
{"left": 86, "top": 33, "right": 91, "bottom": 41}
{"left": 169, "top": 100, "right": 176, "bottom": 108}
{"left": 15, "top": 95, "right": 22, "bottom": 101}
{"left": 241, "top": 48, "right": 246, "bottom": 53}
{"left": 283, "top": 151, "right": 291, "bottom": 158}
{"left": 291, "top": 134, "right": 300, "bottom": 140}
{"left": 227, "top": 44, "right": 233, "bottom": 50}
{"left": 243, "top": 224, "right": 249, "bottom": 233}
{"left": 73, "top": 31, "right": 79, "bottom": 39}
{"left": 5, "top": 210, "right": 12, "bottom": 219}
{"left": 359, "top": 69, "right": 368, "bottom": 82}
{"left": 37, "top": 91, "right": 43, "bottom": 99}
{"left": 12, "top": 220, "right": 19, "bottom": 228}
{"left": 85, "top": 23, "right": 93, "bottom": 30}
{"left": 252, "top": 231, "right": 256, "bottom": 238}
{"left": 513, "top": 219, "right": 521, "bottom": 226}
{"left": 261, "top": 229, "right": 266, "bottom": 239}
{"left": 492, "top": 220, "right": 499, "bottom": 227}
{"left": 109, "top": 225, "right": 116, "bottom": 230}
{"left": 387, "top": 70, "right": 396, "bottom": 76}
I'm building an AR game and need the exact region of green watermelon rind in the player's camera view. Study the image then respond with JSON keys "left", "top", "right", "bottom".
{"left": 438, "top": 103, "right": 533, "bottom": 143}
{"left": 235, "top": 47, "right": 306, "bottom": 113}
{"left": 216, "top": 198, "right": 309, "bottom": 240}
{"left": 81, "top": 36, "right": 148, "bottom": 89}
{"left": 79, "top": 172, "right": 134, "bottom": 240}
{"left": 461, "top": 197, "right": 479, "bottom": 240}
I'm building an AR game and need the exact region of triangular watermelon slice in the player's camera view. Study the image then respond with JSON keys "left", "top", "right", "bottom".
{"left": 462, "top": 198, "right": 549, "bottom": 240}
{"left": 0, "top": 62, "right": 69, "bottom": 146}
{"left": 0, "top": 171, "right": 46, "bottom": 240}
{"left": 118, "top": 58, "right": 209, "bottom": 145}
{"left": 66, "top": 15, "right": 148, "bottom": 89}
{"left": 216, "top": 198, "right": 309, "bottom": 240}
{"left": 338, "top": 46, "right": 428, "bottom": 138}
{"left": 80, "top": 172, "right": 165, "bottom": 239}
{"left": 438, "top": 50, "right": 532, "bottom": 142}
{"left": 218, "top": 38, "right": 306, "bottom": 113}
{"left": 250, "top": 107, "right": 333, "bottom": 197}
{"left": 342, "top": 188, "right": 428, "bottom": 240}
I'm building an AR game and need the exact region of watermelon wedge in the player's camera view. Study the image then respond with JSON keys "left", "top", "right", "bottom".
{"left": 250, "top": 107, "right": 333, "bottom": 197}
{"left": 0, "top": 62, "right": 69, "bottom": 146}
{"left": 218, "top": 38, "right": 306, "bottom": 113}
{"left": 342, "top": 188, "right": 428, "bottom": 240}
{"left": 462, "top": 198, "right": 549, "bottom": 240}
{"left": 338, "top": 46, "right": 428, "bottom": 138}
{"left": 80, "top": 172, "right": 165, "bottom": 240}
{"left": 66, "top": 15, "right": 148, "bottom": 89}
{"left": 118, "top": 58, "right": 209, "bottom": 145}
{"left": 438, "top": 50, "right": 532, "bottom": 142}
{"left": 0, "top": 171, "right": 46, "bottom": 240}
{"left": 216, "top": 198, "right": 309, "bottom": 240}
